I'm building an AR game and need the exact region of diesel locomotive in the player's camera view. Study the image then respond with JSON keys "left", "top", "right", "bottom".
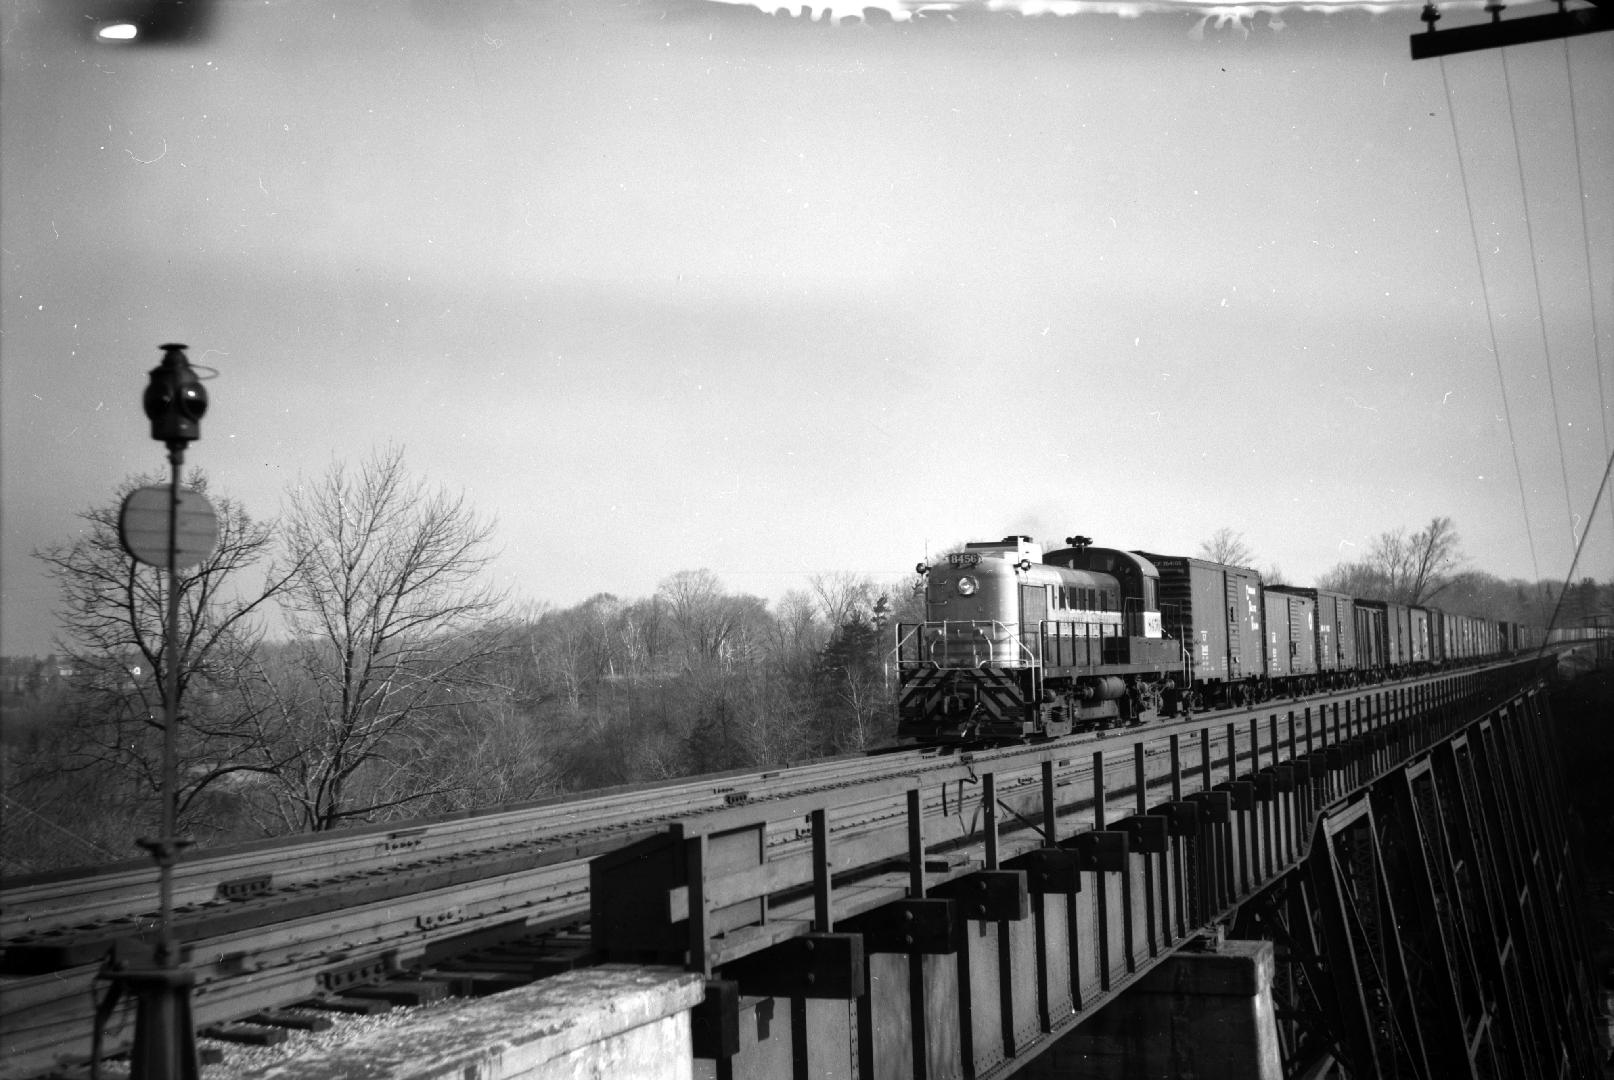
{"left": 895, "top": 533, "right": 1537, "bottom": 746}
{"left": 896, "top": 535, "right": 1181, "bottom": 742}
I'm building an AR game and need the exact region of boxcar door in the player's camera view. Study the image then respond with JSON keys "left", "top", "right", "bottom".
{"left": 1225, "top": 575, "right": 1243, "bottom": 677}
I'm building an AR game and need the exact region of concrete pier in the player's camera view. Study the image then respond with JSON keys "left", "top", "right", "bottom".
{"left": 1026, "top": 938, "right": 1283, "bottom": 1080}
{"left": 233, "top": 965, "right": 705, "bottom": 1080}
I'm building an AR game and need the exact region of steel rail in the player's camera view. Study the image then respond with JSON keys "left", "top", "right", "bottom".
{"left": 0, "top": 747, "right": 943, "bottom": 944}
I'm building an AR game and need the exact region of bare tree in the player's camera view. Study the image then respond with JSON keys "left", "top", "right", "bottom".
{"left": 657, "top": 570, "right": 768, "bottom": 671}
{"left": 23, "top": 472, "right": 297, "bottom": 850}
{"left": 617, "top": 596, "right": 668, "bottom": 678}
{"left": 258, "top": 447, "right": 507, "bottom": 831}
{"left": 1359, "top": 517, "right": 1464, "bottom": 604}
{"left": 1198, "top": 527, "right": 1256, "bottom": 567}
{"left": 767, "top": 590, "right": 824, "bottom": 660}
{"left": 1315, "top": 517, "right": 1464, "bottom": 605}
{"left": 521, "top": 595, "right": 625, "bottom": 712}
{"left": 1315, "top": 560, "right": 1391, "bottom": 600}
{"left": 1400, "top": 516, "right": 1464, "bottom": 605}
{"left": 808, "top": 571, "right": 883, "bottom": 630}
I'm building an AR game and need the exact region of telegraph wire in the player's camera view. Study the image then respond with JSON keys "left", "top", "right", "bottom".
{"left": 1561, "top": 36, "right": 1614, "bottom": 549}
{"left": 1438, "top": 56, "right": 1544, "bottom": 587}
{"left": 0, "top": 793, "right": 123, "bottom": 863}
{"left": 1539, "top": 444, "right": 1614, "bottom": 639}
{"left": 1500, "top": 46, "right": 1579, "bottom": 555}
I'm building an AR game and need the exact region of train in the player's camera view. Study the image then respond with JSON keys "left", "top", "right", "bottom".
{"left": 894, "top": 534, "right": 1545, "bottom": 745}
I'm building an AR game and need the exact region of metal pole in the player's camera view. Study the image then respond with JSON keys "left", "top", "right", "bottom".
{"left": 114, "top": 346, "right": 202, "bottom": 1080}
{"left": 122, "top": 443, "right": 199, "bottom": 1080}
{"left": 157, "top": 444, "right": 181, "bottom": 966}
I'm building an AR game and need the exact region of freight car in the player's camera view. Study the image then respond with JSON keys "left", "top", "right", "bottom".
{"left": 895, "top": 532, "right": 1536, "bottom": 747}
{"left": 1129, "top": 550, "right": 1265, "bottom": 711}
{"left": 1267, "top": 585, "right": 1358, "bottom": 690}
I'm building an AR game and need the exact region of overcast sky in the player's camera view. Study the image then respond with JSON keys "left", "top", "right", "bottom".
{"left": 2, "top": 0, "right": 1610, "bottom": 658}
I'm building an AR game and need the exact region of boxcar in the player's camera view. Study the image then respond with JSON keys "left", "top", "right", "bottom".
{"left": 1354, "top": 601, "right": 1387, "bottom": 674}
{"left": 1262, "top": 588, "right": 1318, "bottom": 685}
{"left": 1269, "top": 585, "right": 1354, "bottom": 683}
{"left": 1136, "top": 553, "right": 1265, "bottom": 705}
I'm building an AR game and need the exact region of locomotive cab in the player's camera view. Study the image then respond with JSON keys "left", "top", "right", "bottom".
{"left": 1042, "top": 541, "right": 1165, "bottom": 640}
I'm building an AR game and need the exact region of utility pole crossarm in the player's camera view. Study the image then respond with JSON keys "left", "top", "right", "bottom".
{"left": 1411, "top": 2, "right": 1614, "bottom": 58}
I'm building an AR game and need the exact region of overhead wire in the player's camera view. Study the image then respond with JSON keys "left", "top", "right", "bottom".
{"left": 0, "top": 792, "right": 124, "bottom": 862}
{"left": 1499, "top": 46, "right": 1579, "bottom": 557}
{"left": 1539, "top": 445, "right": 1614, "bottom": 640}
{"left": 1560, "top": 36, "right": 1614, "bottom": 550}
{"left": 1437, "top": 56, "right": 1544, "bottom": 587}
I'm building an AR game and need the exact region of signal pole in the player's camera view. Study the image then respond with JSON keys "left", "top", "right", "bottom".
{"left": 109, "top": 343, "right": 216, "bottom": 1080}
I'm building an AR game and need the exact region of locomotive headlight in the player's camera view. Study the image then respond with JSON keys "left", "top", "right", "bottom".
{"left": 956, "top": 576, "right": 978, "bottom": 596}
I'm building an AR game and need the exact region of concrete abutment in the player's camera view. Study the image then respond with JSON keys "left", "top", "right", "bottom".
{"left": 232, "top": 965, "right": 704, "bottom": 1080}
{"left": 1023, "top": 938, "right": 1282, "bottom": 1080}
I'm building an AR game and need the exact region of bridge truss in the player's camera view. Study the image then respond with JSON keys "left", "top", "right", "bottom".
{"left": 1235, "top": 684, "right": 1601, "bottom": 1079}
{"left": 591, "top": 658, "right": 1604, "bottom": 1079}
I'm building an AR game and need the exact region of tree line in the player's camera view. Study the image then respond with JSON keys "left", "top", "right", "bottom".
{"left": 1, "top": 448, "right": 913, "bottom": 874}
{"left": 1198, "top": 519, "right": 1611, "bottom": 627}
{"left": 4, "top": 469, "right": 1606, "bottom": 875}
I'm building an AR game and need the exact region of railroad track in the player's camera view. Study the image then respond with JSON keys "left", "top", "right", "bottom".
{"left": 1, "top": 756, "right": 909, "bottom": 943}
{"left": 3, "top": 672, "right": 1463, "bottom": 1078}
{"left": 3, "top": 746, "right": 997, "bottom": 1077}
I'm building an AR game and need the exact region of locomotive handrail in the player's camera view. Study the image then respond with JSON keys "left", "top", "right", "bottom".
{"left": 895, "top": 620, "right": 1037, "bottom": 670}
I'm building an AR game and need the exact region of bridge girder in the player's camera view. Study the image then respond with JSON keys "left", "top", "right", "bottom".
{"left": 589, "top": 662, "right": 1602, "bottom": 1079}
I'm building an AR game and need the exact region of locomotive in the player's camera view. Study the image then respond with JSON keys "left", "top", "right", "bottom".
{"left": 895, "top": 534, "right": 1535, "bottom": 746}
{"left": 897, "top": 535, "right": 1181, "bottom": 742}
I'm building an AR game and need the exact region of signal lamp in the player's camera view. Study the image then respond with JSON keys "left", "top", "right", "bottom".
{"left": 142, "top": 343, "right": 208, "bottom": 447}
